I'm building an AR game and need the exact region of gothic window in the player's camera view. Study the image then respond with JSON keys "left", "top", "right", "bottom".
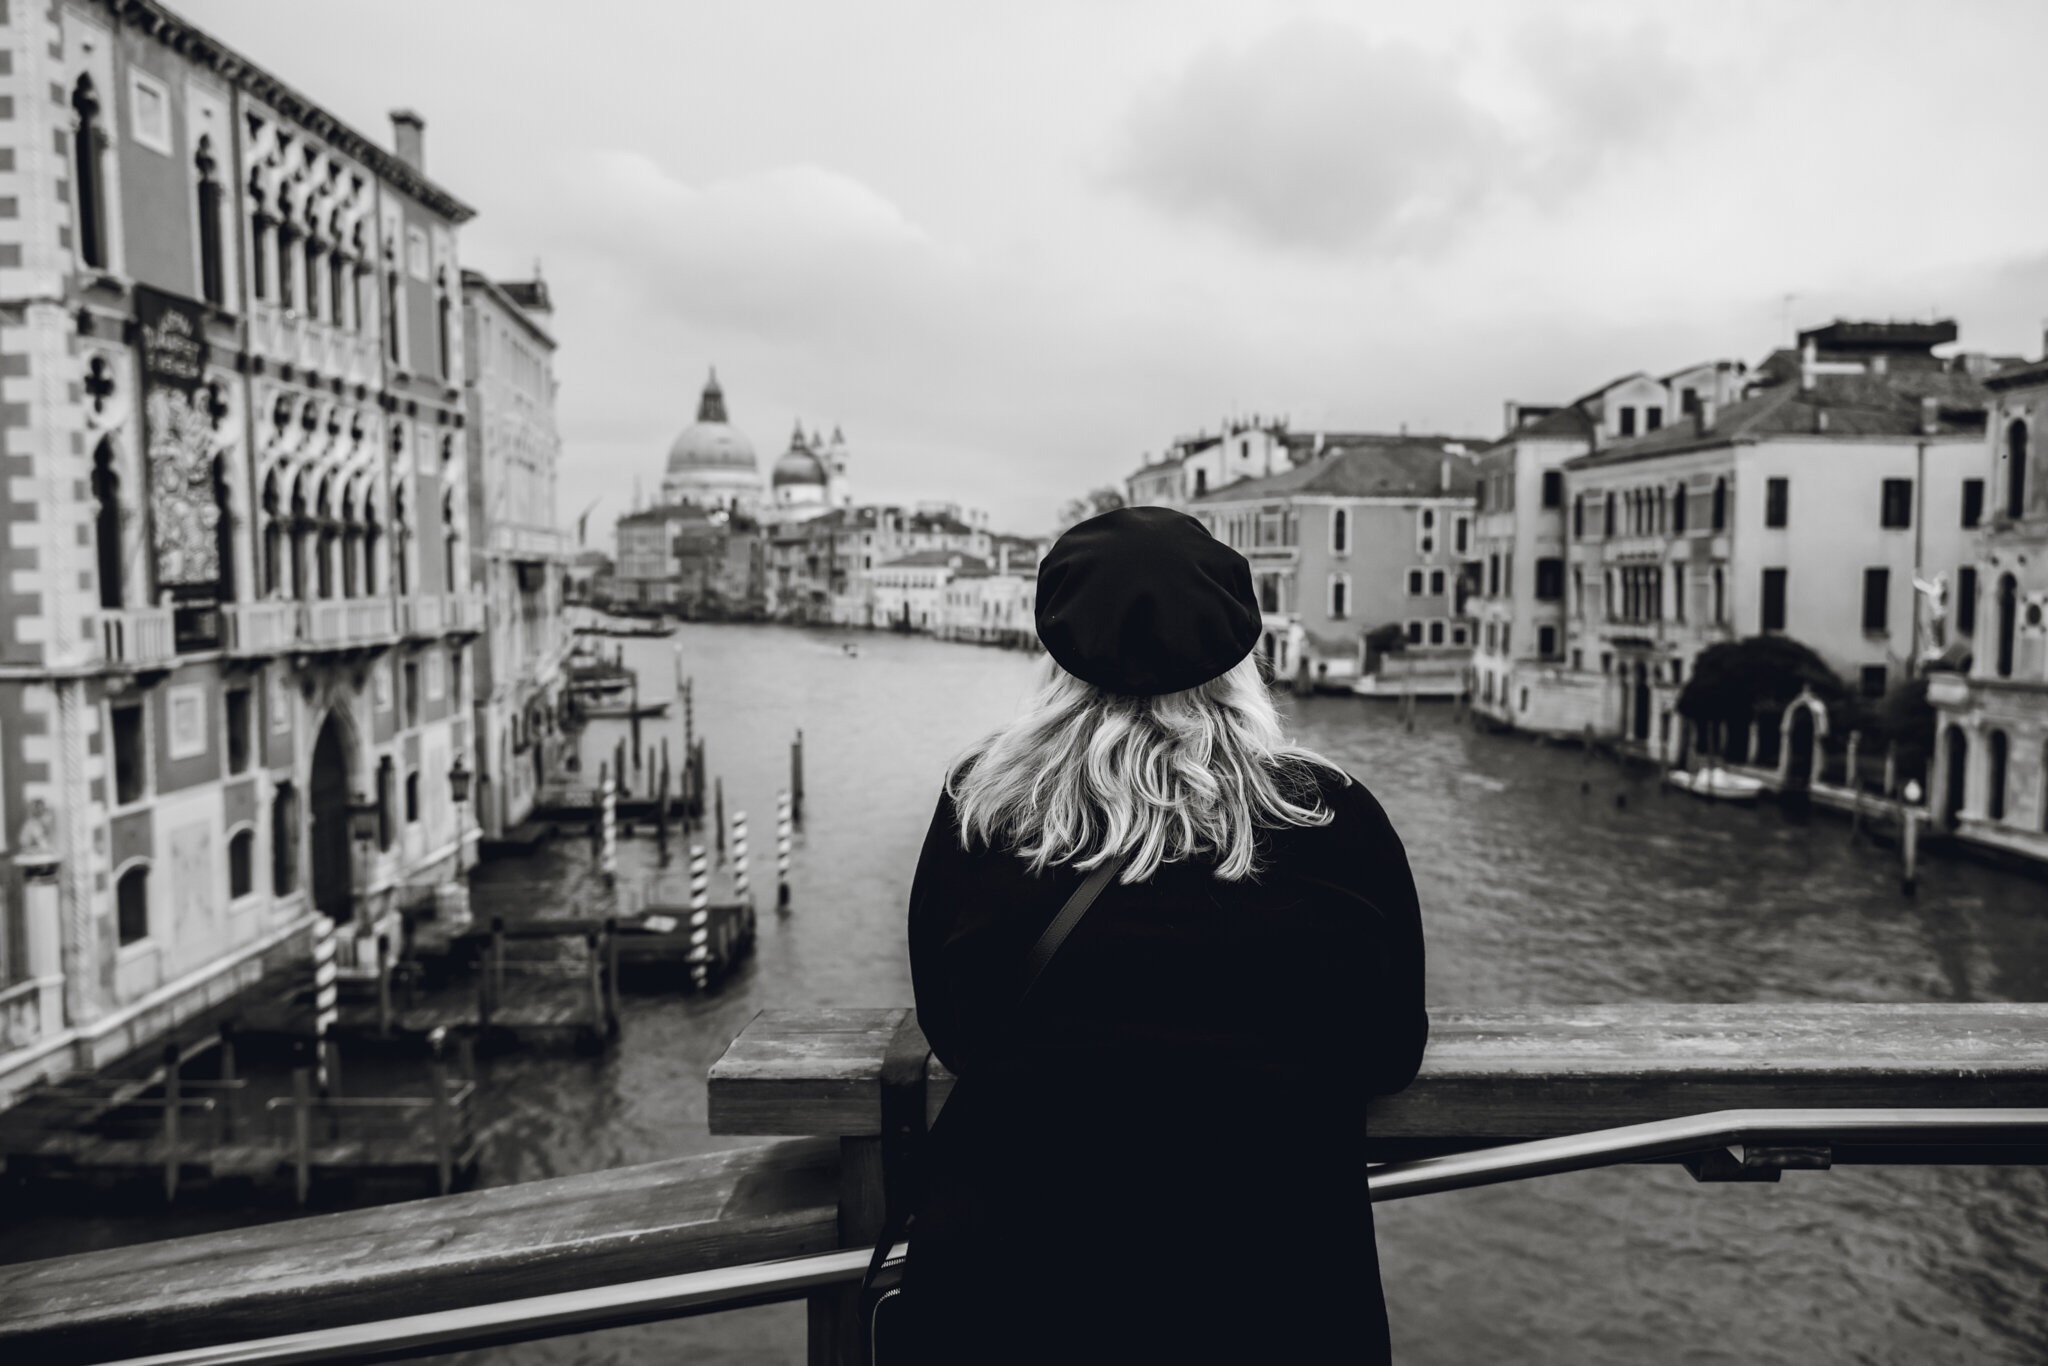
{"left": 385, "top": 261, "right": 403, "bottom": 364}
{"left": 196, "top": 136, "right": 226, "bottom": 305}
{"left": 228, "top": 829, "right": 254, "bottom": 899}
{"left": 92, "top": 438, "right": 122, "bottom": 609}
{"left": 303, "top": 234, "right": 322, "bottom": 321}
{"left": 1331, "top": 508, "right": 1349, "bottom": 554}
{"left": 363, "top": 498, "right": 381, "bottom": 597}
{"left": 2007, "top": 420, "right": 2029, "bottom": 519}
{"left": 289, "top": 473, "right": 310, "bottom": 601}
{"left": 315, "top": 476, "right": 336, "bottom": 599}
{"left": 340, "top": 488, "right": 360, "bottom": 598}
{"left": 261, "top": 471, "right": 283, "bottom": 596}
{"left": 272, "top": 782, "right": 298, "bottom": 894}
{"left": 376, "top": 755, "right": 395, "bottom": 849}
{"left": 393, "top": 481, "right": 411, "bottom": 595}
{"left": 1988, "top": 730, "right": 2010, "bottom": 822}
{"left": 1996, "top": 573, "right": 2018, "bottom": 678}
{"left": 116, "top": 864, "right": 149, "bottom": 946}
{"left": 276, "top": 218, "right": 296, "bottom": 311}
{"left": 442, "top": 488, "right": 459, "bottom": 592}
{"left": 72, "top": 76, "right": 108, "bottom": 269}
{"left": 436, "top": 269, "right": 453, "bottom": 379}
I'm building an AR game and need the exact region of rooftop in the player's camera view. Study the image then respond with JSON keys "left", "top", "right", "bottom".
{"left": 1191, "top": 443, "right": 1480, "bottom": 503}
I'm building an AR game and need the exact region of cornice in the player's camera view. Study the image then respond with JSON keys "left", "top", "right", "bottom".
{"left": 99, "top": 0, "right": 477, "bottom": 225}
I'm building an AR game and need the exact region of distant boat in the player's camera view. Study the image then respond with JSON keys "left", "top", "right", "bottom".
{"left": 1665, "top": 766, "right": 1769, "bottom": 805}
{"left": 581, "top": 699, "right": 671, "bottom": 721}
{"left": 842, "top": 642, "right": 860, "bottom": 658}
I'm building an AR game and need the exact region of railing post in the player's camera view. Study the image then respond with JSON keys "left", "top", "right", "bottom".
{"left": 377, "top": 933, "right": 394, "bottom": 1038}
{"left": 292, "top": 1065, "right": 313, "bottom": 1206}
{"left": 430, "top": 1050, "right": 455, "bottom": 1197}
{"left": 162, "top": 1043, "right": 181, "bottom": 1203}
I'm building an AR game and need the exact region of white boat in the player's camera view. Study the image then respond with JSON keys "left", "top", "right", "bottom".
{"left": 1664, "top": 766, "right": 1769, "bottom": 804}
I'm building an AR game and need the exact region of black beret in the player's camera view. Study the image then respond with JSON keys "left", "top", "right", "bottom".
{"left": 1035, "top": 506, "right": 1263, "bottom": 696}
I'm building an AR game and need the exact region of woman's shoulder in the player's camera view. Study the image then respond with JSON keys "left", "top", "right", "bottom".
{"left": 1273, "top": 756, "right": 1402, "bottom": 848}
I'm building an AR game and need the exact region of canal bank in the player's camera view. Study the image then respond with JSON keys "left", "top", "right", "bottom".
{"left": 6, "top": 622, "right": 2047, "bottom": 1365}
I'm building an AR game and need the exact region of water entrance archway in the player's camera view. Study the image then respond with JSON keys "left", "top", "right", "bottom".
{"left": 310, "top": 713, "right": 353, "bottom": 920}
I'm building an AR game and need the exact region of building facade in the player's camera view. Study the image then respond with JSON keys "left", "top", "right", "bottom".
{"left": 1928, "top": 357, "right": 2048, "bottom": 864}
{"left": 0, "top": 2, "right": 484, "bottom": 1102}
{"left": 1550, "top": 323, "right": 1991, "bottom": 757}
{"left": 462, "top": 271, "right": 569, "bottom": 840}
{"left": 1189, "top": 442, "right": 1478, "bottom": 688}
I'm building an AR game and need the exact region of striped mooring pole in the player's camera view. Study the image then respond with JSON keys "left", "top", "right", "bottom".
{"left": 311, "top": 915, "right": 339, "bottom": 1090}
{"left": 775, "top": 790, "right": 793, "bottom": 909}
{"left": 731, "top": 809, "right": 750, "bottom": 903}
{"left": 600, "top": 761, "right": 618, "bottom": 888}
{"left": 688, "top": 843, "right": 710, "bottom": 991}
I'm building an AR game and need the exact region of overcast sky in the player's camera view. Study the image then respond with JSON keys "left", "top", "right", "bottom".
{"left": 179, "top": 0, "right": 2048, "bottom": 537}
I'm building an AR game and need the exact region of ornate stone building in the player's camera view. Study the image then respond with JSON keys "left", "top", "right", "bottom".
{"left": 0, "top": 1, "right": 483, "bottom": 1102}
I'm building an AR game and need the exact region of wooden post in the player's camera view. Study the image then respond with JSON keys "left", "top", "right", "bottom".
{"left": 1902, "top": 807, "right": 1921, "bottom": 895}
{"left": 731, "top": 810, "right": 750, "bottom": 903}
{"left": 1884, "top": 741, "right": 1899, "bottom": 799}
{"left": 162, "top": 1043, "right": 181, "bottom": 1203}
{"left": 629, "top": 676, "right": 642, "bottom": 777}
{"left": 585, "top": 932, "right": 604, "bottom": 1037}
{"left": 603, "top": 917, "right": 621, "bottom": 1036}
{"left": 601, "top": 762, "right": 618, "bottom": 889}
{"left": 1846, "top": 732, "right": 1863, "bottom": 839}
{"left": 791, "top": 730, "right": 805, "bottom": 826}
{"left": 715, "top": 779, "right": 726, "bottom": 866}
{"left": 812, "top": 1133, "right": 887, "bottom": 1366}
{"left": 291, "top": 1065, "right": 312, "bottom": 1206}
{"left": 429, "top": 1055, "right": 455, "bottom": 1197}
{"left": 376, "top": 934, "right": 393, "bottom": 1039}
{"left": 217, "top": 1022, "right": 238, "bottom": 1144}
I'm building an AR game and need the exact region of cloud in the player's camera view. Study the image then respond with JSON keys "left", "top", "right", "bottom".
{"left": 1111, "top": 20, "right": 1506, "bottom": 253}
{"left": 1110, "top": 17, "right": 1695, "bottom": 255}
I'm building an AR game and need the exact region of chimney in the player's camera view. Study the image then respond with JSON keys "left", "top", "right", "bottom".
{"left": 1920, "top": 395, "right": 1939, "bottom": 436}
{"left": 1800, "top": 338, "right": 1816, "bottom": 392}
{"left": 1504, "top": 400, "right": 1519, "bottom": 434}
{"left": 1699, "top": 399, "right": 1717, "bottom": 434}
{"left": 390, "top": 109, "right": 425, "bottom": 172}
{"left": 1440, "top": 458, "right": 1451, "bottom": 492}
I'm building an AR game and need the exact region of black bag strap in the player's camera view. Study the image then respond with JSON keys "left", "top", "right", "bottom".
{"left": 860, "top": 849, "right": 1134, "bottom": 1299}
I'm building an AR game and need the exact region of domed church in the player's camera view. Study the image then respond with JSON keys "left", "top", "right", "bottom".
{"left": 661, "top": 370, "right": 763, "bottom": 515}
{"left": 771, "top": 422, "right": 853, "bottom": 516}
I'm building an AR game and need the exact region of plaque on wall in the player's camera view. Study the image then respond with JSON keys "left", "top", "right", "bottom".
{"left": 136, "top": 285, "right": 225, "bottom": 652}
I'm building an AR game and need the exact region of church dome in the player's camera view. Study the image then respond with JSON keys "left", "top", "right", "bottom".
{"left": 666, "top": 370, "right": 757, "bottom": 476}
{"left": 772, "top": 423, "right": 830, "bottom": 488}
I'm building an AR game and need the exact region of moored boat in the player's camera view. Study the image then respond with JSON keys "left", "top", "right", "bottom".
{"left": 1664, "top": 766, "right": 1769, "bottom": 804}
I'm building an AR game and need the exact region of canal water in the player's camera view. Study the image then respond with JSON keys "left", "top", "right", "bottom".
{"left": 17, "top": 621, "right": 2048, "bottom": 1364}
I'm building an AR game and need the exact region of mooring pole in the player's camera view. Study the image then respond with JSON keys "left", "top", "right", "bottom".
{"left": 630, "top": 676, "right": 642, "bottom": 776}
{"left": 291, "top": 1064, "right": 312, "bottom": 1206}
{"left": 429, "top": 1042, "right": 454, "bottom": 1197}
{"left": 601, "top": 761, "right": 618, "bottom": 888}
{"left": 715, "top": 778, "right": 726, "bottom": 866}
{"left": 688, "top": 843, "right": 710, "bottom": 992}
{"left": 776, "top": 789, "right": 793, "bottom": 910}
{"left": 1845, "top": 732, "right": 1863, "bottom": 840}
{"left": 791, "top": 729, "right": 806, "bottom": 826}
{"left": 732, "top": 809, "right": 750, "bottom": 903}
{"left": 377, "top": 934, "right": 394, "bottom": 1038}
{"left": 1902, "top": 807, "right": 1921, "bottom": 895}
{"left": 218, "top": 1022, "right": 238, "bottom": 1144}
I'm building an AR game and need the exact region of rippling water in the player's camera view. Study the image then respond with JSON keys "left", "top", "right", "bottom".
{"left": 18, "top": 622, "right": 2048, "bottom": 1364}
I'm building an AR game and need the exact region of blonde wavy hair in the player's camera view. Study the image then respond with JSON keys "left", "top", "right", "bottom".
{"left": 947, "top": 654, "right": 1344, "bottom": 883}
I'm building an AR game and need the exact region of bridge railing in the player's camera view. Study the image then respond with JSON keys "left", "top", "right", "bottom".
{"left": 2, "top": 1004, "right": 2044, "bottom": 1366}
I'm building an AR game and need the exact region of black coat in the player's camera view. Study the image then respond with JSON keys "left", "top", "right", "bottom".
{"left": 902, "top": 767, "right": 1428, "bottom": 1364}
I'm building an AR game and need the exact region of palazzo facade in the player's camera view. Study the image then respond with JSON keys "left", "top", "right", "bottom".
{"left": 0, "top": 1, "right": 484, "bottom": 1100}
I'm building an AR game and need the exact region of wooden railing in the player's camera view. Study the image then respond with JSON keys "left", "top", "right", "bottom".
{"left": 3, "top": 1004, "right": 2045, "bottom": 1365}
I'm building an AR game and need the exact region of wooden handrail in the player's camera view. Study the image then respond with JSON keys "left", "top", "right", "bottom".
{"left": 5, "top": 1003, "right": 2045, "bottom": 1366}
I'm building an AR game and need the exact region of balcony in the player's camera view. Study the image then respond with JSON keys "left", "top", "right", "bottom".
{"left": 300, "top": 599, "right": 396, "bottom": 651}
{"left": 221, "top": 602, "right": 300, "bottom": 657}
{"left": 400, "top": 595, "right": 446, "bottom": 640}
{"left": 95, "top": 608, "right": 175, "bottom": 670}
{"left": 444, "top": 592, "right": 486, "bottom": 637}
{"left": 490, "top": 525, "right": 572, "bottom": 560}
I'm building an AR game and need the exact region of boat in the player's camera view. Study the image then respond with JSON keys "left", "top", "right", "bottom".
{"left": 579, "top": 699, "right": 671, "bottom": 721}
{"left": 1664, "top": 766, "right": 1769, "bottom": 804}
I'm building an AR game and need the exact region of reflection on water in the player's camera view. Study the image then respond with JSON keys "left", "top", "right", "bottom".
{"left": 17, "top": 622, "right": 2048, "bottom": 1364}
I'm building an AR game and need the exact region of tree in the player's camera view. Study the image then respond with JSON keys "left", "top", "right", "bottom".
{"left": 1677, "top": 635, "right": 1849, "bottom": 759}
{"left": 1056, "top": 486, "right": 1126, "bottom": 529}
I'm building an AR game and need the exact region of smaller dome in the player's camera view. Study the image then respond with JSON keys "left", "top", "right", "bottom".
{"left": 772, "top": 424, "right": 830, "bottom": 487}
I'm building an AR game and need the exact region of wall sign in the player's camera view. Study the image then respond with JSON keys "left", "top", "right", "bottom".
{"left": 137, "top": 285, "right": 224, "bottom": 650}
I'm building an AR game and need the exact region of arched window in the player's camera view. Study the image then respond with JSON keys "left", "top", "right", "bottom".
{"left": 92, "top": 438, "right": 122, "bottom": 609}
{"left": 116, "top": 864, "right": 149, "bottom": 945}
{"left": 1673, "top": 484, "right": 1688, "bottom": 533}
{"left": 404, "top": 770, "right": 420, "bottom": 823}
{"left": 340, "top": 488, "right": 360, "bottom": 598}
{"left": 330, "top": 247, "right": 349, "bottom": 331}
{"left": 72, "top": 76, "right": 108, "bottom": 269}
{"left": 303, "top": 233, "right": 322, "bottom": 322}
{"left": 442, "top": 488, "right": 459, "bottom": 591}
{"left": 1712, "top": 477, "right": 1727, "bottom": 531}
{"left": 393, "top": 479, "right": 411, "bottom": 595}
{"left": 289, "top": 474, "right": 310, "bottom": 601}
{"left": 271, "top": 782, "right": 298, "bottom": 895}
{"left": 1996, "top": 573, "right": 2018, "bottom": 678}
{"left": 1712, "top": 565, "right": 1725, "bottom": 623}
{"left": 211, "top": 448, "right": 236, "bottom": 603}
{"left": 385, "top": 264, "right": 403, "bottom": 364}
{"left": 1988, "top": 730, "right": 2010, "bottom": 822}
{"left": 376, "top": 755, "right": 395, "bottom": 850}
{"left": 228, "top": 828, "right": 254, "bottom": 899}
{"left": 195, "top": 135, "right": 225, "bottom": 305}
{"left": 1331, "top": 507, "right": 1349, "bottom": 554}
{"left": 363, "top": 498, "right": 381, "bottom": 597}
{"left": 315, "top": 476, "right": 336, "bottom": 599}
{"left": 435, "top": 270, "right": 453, "bottom": 378}
{"left": 261, "top": 471, "right": 282, "bottom": 596}
{"left": 2007, "top": 419, "right": 2029, "bottom": 520}
{"left": 276, "top": 218, "right": 296, "bottom": 311}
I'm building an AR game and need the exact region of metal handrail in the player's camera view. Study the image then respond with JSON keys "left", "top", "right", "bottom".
{"left": 79, "top": 1107, "right": 2048, "bottom": 1366}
